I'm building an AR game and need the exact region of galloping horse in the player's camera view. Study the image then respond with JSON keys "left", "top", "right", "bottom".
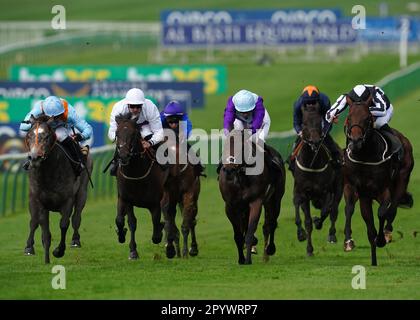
{"left": 24, "top": 115, "right": 92, "bottom": 263}
{"left": 219, "top": 130, "right": 286, "bottom": 265}
{"left": 114, "top": 113, "right": 169, "bottom": 259}
{"left": 161, "top": 138, "right": 201, "bottom": 258}
{"left": 292, "top": 103, "right": 343, "bottom": 256}
{"left": 343, "top": 95, "right": 414, "bottom": 265}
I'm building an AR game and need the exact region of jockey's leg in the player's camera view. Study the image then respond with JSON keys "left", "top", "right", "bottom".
{"left": 286, "top": 135, "right": 301, "bottom": 172}
{"left": 323, "top": 134, "right": 342, "bottom": 168}
{"left": 60, "top": 136, "right": 85, "bottom": 176}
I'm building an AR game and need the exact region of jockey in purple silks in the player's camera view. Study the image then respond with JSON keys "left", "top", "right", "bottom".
{"left": 218, "top": 89, "right": 283, "bottom": 174}
{"left": 160, "top": 101, "right": 205, "bottom": 177}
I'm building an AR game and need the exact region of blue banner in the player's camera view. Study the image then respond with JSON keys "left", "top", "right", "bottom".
{"left": 357, "top": 17, "right": 417, "bottom": 42}
{"left": 162, "top": 22, "right": 357, "bottom": 46}
{"left": 161, "top": 9, "right": 342, "bottom": 25}
{"left": 0, "top": 81, "right": 205, "bottom": 109}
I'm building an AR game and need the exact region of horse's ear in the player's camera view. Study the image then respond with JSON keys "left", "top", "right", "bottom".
{"left": 29, "top": 114, "right": 36, "bottom": 125}
{"left": 115, "top": 114, "right": 123, "bottom": 125}
{"left": 346, "top": 95, "right": 353, "bottom": 106}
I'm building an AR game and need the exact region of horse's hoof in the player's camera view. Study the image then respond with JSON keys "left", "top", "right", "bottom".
{"left": 251, "top": 245, "right": 258, "bottom": 255}
{"left": 265, "top": 243, "right": 276, "bottom": 256}
{"left": 238, "top": 258, "right": 245, "bottom": 265}
{"left": 166, "top": 244, "right": 176, "bottom": 259}
{"left": 307, "top": 251, "right": 314, "bottom": 257}
{"left": 375, "top": 236, "right": 386, "bottom": 248}
{"left": 313, "top": 217, "right": 323, "bottom": 230}
{"left": 344, "top": 239, "right": 355, "bottom": 252}
{"left": 52, "top": 247, "right": 65, "bottom": 258}
{"left": 116, "top": 227, "right": 127, "bottom": 243}
{"left": 24, "top": 247, "right": 35, "bottom": 255}
{"left": 71, "top": 240, "right": 81, "bottom": 248}
{"left": 152, "top": 223, "right": 164, "bottom": 244}
{"left": 244, "top": 259, "right": 252, "bottom": 265}
{"left": 328, "top": 234, "right": 337, "bottom": 243}
{"left": 129, "top": 251, "right": 139, "bottom": 260}
{"left": 384, "top": 230, "right": 393, "bottom": 243}
{"left": 189, "top": 246, "right": 198, "bottom": 257}
{"left": 297, "top": 230, "right": 307, "bottom": 242}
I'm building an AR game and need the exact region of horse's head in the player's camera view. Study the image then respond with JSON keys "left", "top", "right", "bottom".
{"left": 24, "top": 115, "right": 57, "bottom": 168}
{"left": 301, "top": 102, "right": 322, "bottom": 151}
{"left": 345, "top": 95, "right": 374, "bottom": 152}
{"left": 221, "top": 130, "right": 246, "bottom": 180}
{"left": 115, "top": 113, "right": 143, "bottom": 165}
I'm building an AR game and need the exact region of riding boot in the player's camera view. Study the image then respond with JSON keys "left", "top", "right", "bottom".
{"left": 287, "top": 136, "right": 301, "bottom": 172}
{"left": 22, "top": 157, "right": 31, "bottom": 170}
{"left": 264, "top": 144, "right": 283, "bottom": 172}
{"left": 60, "top": 137, "right": 85, "bottom": 177}
{"left": 379, "top": 124, "right": 403, "bottom": 160}
{"left": 324, "top": 134, "right": 342, "bottom": 169}
{"left": 187, "top": 143, "right": 206, "bottom": 177}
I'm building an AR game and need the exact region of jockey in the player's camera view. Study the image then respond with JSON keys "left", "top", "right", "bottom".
{"left": 290, "top": 85, "right": 342, "bottom": 169}
{"left": 326, "top": 84, "right": 401, "bottom": 153}
{"left": 20, "top": 96, "right": 92, "bottom": 176}
{"left": 108, "top": 88, "right": 164, "bottom": 176}
{"left": 160, "top": 101, "right": 205, "bottom": 177}
{"left": 221, "top": 89, "right": 283, "bottom": 172}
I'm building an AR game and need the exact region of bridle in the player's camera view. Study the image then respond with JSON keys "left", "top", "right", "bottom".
{"left": 345, "top": 105, "right": 373, "bottom": 145}
{"left": 25, "top": 121, "right": 57, "bottom": 161}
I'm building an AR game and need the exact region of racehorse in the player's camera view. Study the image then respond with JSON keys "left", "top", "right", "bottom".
{"left": 343, "top": 95, "right": 414, "bottom": 265}
{"left": 114, "top": 113, "right": 169, "bottom": 259}
{"left": 218, "top": 130, "right": 286, "bottom": 264}
{"left": 292, "top": 103, "right": 343, "bottom": 256}
{"left": 24, "top": 115, "right": 92, "bottom": 264}
{"left": 161, "top": 138, "right": 201, "bottom": 258}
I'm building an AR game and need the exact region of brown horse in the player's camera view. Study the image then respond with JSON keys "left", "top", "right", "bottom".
{"left": 114, "top": 113, "right": 169, "bottom": 259}
{"left": 161, "top": 138, "right": 201, "bottom": 258}
{"left": 343, "top": 95, "right": 414, "bottom": 265}
{"left": 24, "top": 115, "right": 92, "bottom": 263}
{"left": 219, "top": 130, "right": 286, "bottom": 265}
{"left": 292, "top": 103, "right": 343, "bottom": 256}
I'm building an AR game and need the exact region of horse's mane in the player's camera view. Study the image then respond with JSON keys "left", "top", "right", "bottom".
{"left": 35, "top": 114, "right": 52, "bottom": 123}
{"left": 116, "top": 112, "right": 137, "bottom": 124}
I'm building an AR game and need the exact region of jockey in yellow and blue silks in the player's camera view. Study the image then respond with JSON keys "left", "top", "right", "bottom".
{"left": 20, "top": 96, "right": 92, "bottom": 175}
{"left": 160, "top": 101, "right": 205, "bottom": 177}
{"left": 290, "top": 85, "right": 342, "bottom": 169}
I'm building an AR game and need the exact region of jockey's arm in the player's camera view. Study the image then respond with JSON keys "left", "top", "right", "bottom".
{"left": 223, "top": 97, "right": 236, "bottom": 135}
{"left": 369, "top": 90, "right": 388, "bottom": 117}
{"left": 293, "top": 99, "right": 303, "bottom": 134}
{"left": 258, "top": 111, "right": 271, "bottom": 141}
{"left": 145, "top": 102, "right": 164, "bottom": 146}
{"left": 19, "top": 102, "right": 43, "bottom": 133}
{"left": 108, "top": 101, "right": 124, "bottom": 141}
{"left": 325, "top": 94, "right": 347, "bottom": 123}
{"left": 68, "top": 106, "right": 93, "bottom": 141}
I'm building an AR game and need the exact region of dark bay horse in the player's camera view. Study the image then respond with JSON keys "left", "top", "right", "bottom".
{"left": 114, "top": 113, "right": 169, "bottom": 260}
{"left": 24, "top": 115, "right": 92, "bottom": 263}
{"left": 161, "top": 138, "right": 201, "bottom": 258}
{"left": 292, "top": 103, "right": 343, "bottom": 256}
{"left": 219, "top": 130, "right": 286, "bottom": 265}
{"left": 343, "top": 95, "right": 414, "bottom": 265}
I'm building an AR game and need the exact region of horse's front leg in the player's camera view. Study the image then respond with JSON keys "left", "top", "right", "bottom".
{"left": 245, "top": 198, "right": 263, "bottom": 264}
{"left": 313, "top": 192, "right": 332, "bottom": 230}
{"left": 53, "top": 199, "right": 73, "bottom": 258}
{"left": 360, "top": 197, "right": 378, "bottom": 266}
{"left": 115, "top": 196, "right": 127, "bottom": 243}
{"left": 150, "top": 204, "right": 164, "bottom": 245}
{"left": 301, "top": 199, "right": 313, "bottom": 256}
{"left": 376, "top": 189, "right": 391, "bottom": 248}
{"left": 126, "top": 205, "right": 139, "bottom": 260}
{"left": 226, "top": 204, "right": 245, "bottom": 265}
{"left": 344, "top": 183, "right": 357, "bottom": 251}
{"left": 293, "top": 192, "right": 306, "bottom": 242}
{"left": 163, "top": 198, "right": 178, "bottom": 259}
{"left": 181, "top": 192, "right": 198, "bottom": 258}
{"left": 25, "top": 208, "right": 39, "bottom": 255}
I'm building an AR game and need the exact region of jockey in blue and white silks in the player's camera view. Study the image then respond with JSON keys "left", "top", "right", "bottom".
{"left": 20, "top": 96, "right": 92, "bottom": 175}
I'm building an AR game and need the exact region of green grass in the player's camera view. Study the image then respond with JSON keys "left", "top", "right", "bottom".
{"left": 1, "top": 0, "right": 418, "bottom": 21}
{"left": 0, "top": 90, "right": 419, "bottom": 299}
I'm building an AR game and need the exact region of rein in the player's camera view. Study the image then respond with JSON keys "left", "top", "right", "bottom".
{"left": 295, "top": 143, "right": 331, "bottom": 173}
